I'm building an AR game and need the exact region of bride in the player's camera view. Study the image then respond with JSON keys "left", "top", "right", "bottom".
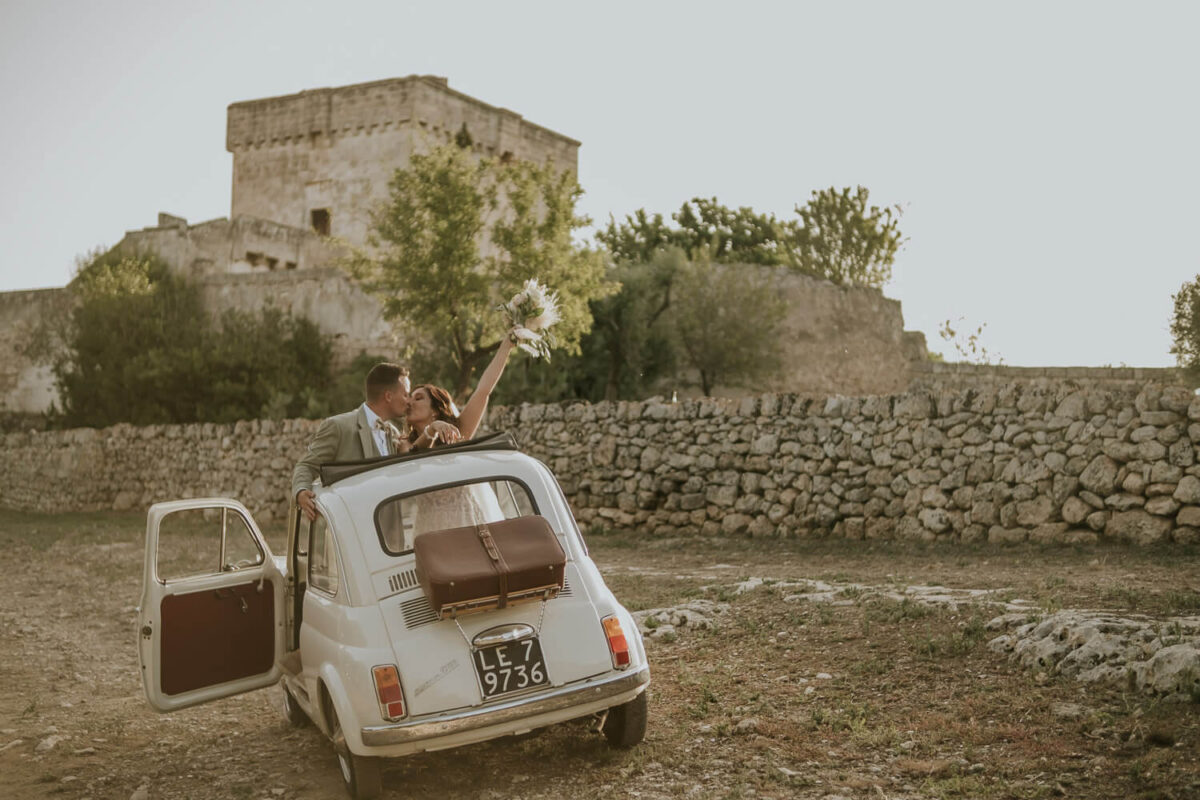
{"left": 401, "top": 337, "right": 516, "bottom": 539}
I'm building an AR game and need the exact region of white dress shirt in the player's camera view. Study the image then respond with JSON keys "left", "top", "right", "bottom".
{"left": 361, "top": 403, "right": 389, "bottom": 457}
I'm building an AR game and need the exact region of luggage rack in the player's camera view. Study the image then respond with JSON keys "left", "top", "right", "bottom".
{"left": 319, "top": 431, "right": 521, "bottom": 487}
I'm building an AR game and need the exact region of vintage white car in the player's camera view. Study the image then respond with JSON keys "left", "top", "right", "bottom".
{"left": 137, "top": 433, "right": 650, "bottom": 798}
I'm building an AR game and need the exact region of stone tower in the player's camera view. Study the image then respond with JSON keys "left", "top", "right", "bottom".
{"left": 225, "top": 75, "right": 581, "bottom": 249}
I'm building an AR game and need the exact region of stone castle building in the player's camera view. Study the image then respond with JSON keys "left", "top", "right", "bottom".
{"left": 1, "top": 76, "right": 582, "bottom": 414}
{"left": 119, "top": 75, "right": 580, "bottom": 277}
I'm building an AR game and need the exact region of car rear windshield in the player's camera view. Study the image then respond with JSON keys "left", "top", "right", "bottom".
{"left": 375, "top": 478, "right": 538, "bottom": 555}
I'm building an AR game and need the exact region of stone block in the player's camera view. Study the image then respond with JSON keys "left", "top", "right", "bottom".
{"left": 988, "top": 525, "right": 1028, "bottom": 545}
{"left": 1175, "top": 506, "right": 1200, "bottom": 527}
{"left": 720, "top": 513, "right": 751, "bottom": 534}
{"left": 1029, "top": 522, "right": 1070, "bottom": 545}
{"left": 1102, "top": 441, "right": 1140, "bottom": 463}
{"left": 1160, "top": 386, "right": 1193, "bottom": 414}
{"left": 1173, "top": 526, "right": 1200, "bottom": 544}
{"left": 1107, "top": 510, "right": 1172, "bottom": 545}
{"left": 1016, "top": 495, "right": 1054, "bottom": 526}
{"left": 1063, "top": 529, "right": 1099, "bottom": 546}
{"left": 1078, "top": 455, "right": 1119, "bottom": 496}
{"left": 1061, "top": 497, "right": 1091, "bottom": 525}
{"left": 1105, "top": 493, "right": 1145, "bottom": 511}
{"left": 1140, "top": 410, "right": 1180, "bottom": 426}
{"left": 1086, "top": 511, "right": 1108, "bottom": 531}
{"left": 865, "top": 517, "right": 896, "bottom": 539}
{"left": 918, "top": 507, "right": 951, "bottom": 533}
{"left": 706, "top": 485, "right": 738, "bottom": 507}
{"left": 1173, "top": 475, "right": 1200, "bottom": 504}
{"left": 1145, "top": 496, "right": 1180, "bottom": 516}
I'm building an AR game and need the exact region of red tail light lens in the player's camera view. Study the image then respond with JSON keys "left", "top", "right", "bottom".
{"left": 602, "top": 616, "right": 631, "bottom": 669}
{"left": 372, "top": 665, "right": 406, "bottom": 721}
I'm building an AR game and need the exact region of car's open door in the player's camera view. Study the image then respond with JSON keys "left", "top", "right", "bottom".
{"left": 138, "top": 498, "right": 285, "bottom": 712}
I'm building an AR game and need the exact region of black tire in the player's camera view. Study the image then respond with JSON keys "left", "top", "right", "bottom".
{"left": 328, "top": 700, "right": 382, "bottom": 799}
{"left": 281, "top": 683, "right": 309, "bottom": 727}
{"left": 602, "top": 691, "right": 647, "bottom": 749}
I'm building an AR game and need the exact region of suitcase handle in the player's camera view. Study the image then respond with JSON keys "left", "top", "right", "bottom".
{"left": 476, "top": 524, "right": 510, "bottom": 608}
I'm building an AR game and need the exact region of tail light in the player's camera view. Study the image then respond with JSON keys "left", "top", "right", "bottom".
{"left": 602, "top": 615, "right": 631, "bottom": 669}
{"left": 372, "top": 665, "right": 406, "bottom": 721}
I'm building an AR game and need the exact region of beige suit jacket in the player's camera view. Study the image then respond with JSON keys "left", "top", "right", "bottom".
{"left": 292, "top": 405, "right": 386, "bottom": 498}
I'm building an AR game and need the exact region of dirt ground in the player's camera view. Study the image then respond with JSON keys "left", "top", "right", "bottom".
{"left": 1, "top": 510, "right": 1198, "bottom": 800}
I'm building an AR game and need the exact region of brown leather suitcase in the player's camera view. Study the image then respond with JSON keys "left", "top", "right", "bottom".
{"left": 414, "top": 515, "right": 566, "bottom": 619}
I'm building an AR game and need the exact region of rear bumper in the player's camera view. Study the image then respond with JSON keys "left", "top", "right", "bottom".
{"left": 360, "top": 666, "right": 650, "bottom": 748}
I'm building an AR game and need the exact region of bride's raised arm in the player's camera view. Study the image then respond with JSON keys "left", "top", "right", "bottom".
{"left": 457, "top": 337, "right": 516, "bottom": 439}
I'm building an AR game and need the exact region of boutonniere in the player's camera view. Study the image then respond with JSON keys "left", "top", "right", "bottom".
{"left": 380, "top": 420, "right": 408, "bottom": 454}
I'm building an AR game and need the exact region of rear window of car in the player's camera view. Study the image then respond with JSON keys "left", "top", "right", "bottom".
{"left": 374, "top": 478, "right": 538, "bottom": 555}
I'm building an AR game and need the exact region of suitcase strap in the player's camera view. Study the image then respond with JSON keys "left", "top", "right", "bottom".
{"left": 477, "top": 523, "right": 510, "bottom": 608}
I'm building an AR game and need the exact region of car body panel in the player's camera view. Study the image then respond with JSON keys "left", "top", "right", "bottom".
{"left": 139, "top": 443, "right": 648, "bottom": 761}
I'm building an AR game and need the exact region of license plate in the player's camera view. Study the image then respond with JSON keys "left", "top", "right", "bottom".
{"left": 472, "top": 637, "right": 549, "bottom": 699}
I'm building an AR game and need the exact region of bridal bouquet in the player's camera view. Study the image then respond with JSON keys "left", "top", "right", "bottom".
{"left": 499, "top": 278, "right": 561, "bottom": 359}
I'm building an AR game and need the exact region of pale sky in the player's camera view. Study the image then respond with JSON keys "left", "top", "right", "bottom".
{"left": 2, "top": 1, "right": 1197, "bottom": 367}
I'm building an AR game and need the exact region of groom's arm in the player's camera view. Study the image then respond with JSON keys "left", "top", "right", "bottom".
{"left": 292, "top": 417, "right": 340, "bottom": 510}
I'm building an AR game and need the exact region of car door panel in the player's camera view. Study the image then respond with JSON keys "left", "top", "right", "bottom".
{"left": 160, "top": 578, "right": 277, "bottom": 695}
{"left": 139, "top": 498, "right": 284, "bottom": 713}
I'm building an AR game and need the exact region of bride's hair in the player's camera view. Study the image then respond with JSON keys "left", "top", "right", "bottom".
{"left": 407, "top": 384, "right": 460, "bottom": 444}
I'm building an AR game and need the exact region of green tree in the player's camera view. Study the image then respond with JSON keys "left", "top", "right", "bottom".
{"left": 350, "top": 144, "right": 615, "bottom": 398}
{"left": 50, "top": 250, "right": 341, "bottom": 427}
{"left": 571, "top": 248, "right": 682, "bottom": 401}
{"left": 597, "top": 198, "right": 791, "bottom": 265}
{"left": 1170, "top": 276, "right": 1200, "bottom": 382}
{"left": 54, "top": 253, "right": 209, "bottom": 426}
{"left": 668, "top": 254, "right": 787, "bottom": 396}
{"left": 789, "top": 186, "right": 905, "bottom": 288}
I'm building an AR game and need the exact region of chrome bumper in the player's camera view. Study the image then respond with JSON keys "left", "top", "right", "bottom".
{"left": 360, "top": 667, "right": 650, "bottom": 747}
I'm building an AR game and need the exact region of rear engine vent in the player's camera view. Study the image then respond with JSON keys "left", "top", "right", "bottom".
{"left": 401, "top": 594, "right": 439, "bottom": 629}
{"left": 387, "top": 569, "right": 419, "bottom": 595}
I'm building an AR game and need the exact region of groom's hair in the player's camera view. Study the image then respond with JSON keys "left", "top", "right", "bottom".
{"left": 365, "top": 362, "right": 410, "bottom": 401}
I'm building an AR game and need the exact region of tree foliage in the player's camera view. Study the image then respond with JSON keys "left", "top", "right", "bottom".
{"left": 597, "top": 187, "right": 905, "bottom": 289}
{"left": 789, "top": 186, "right": 905, "bottom": 288}
{"left": 597, "top": 198, "right": 790, "bottom": 266}
{"left": 668, "top": 254, "right": 787, "bottom": 396}
{"left": 1170, "top": 276, "right": 1200, "bottom": 382}
{"left": 350, "top": 144, "right": 614, "bottom": 398}
{"left": 571, "top": 249, "right": 682, "bottom": 401}
{"left": 50, "top": 250, "right": 345, "bottom": 427}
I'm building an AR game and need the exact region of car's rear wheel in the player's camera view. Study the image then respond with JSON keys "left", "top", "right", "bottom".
{"left": 602, "top": 691, "right": 647, "bottom": 748}
{"left": 328, "top": 700, "right": 382, "bottom": 799}
{"left": 281, "top": 683, "right": 309, "bottom": 727}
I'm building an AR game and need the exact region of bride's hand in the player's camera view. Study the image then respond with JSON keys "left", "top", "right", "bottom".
{"left": 428, "top": 420, "right": 461, "bottom": 444}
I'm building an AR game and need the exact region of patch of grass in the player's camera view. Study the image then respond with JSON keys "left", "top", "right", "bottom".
{"left": 1163, "top": 589, "right": 1200, "bottom": 613}
{"left": 864, "top": 596, "right": 936, "bottom": 623}
{"left": 921, "top": 774, "right": 1003, "bottom": 799}
{"left": 1102, "top": 585, "right": 1144, "bottom": 610}
{"left": 688, "top": 686, "right": 719, "bottom": 720}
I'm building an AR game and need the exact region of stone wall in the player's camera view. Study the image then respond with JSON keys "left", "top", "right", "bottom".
{"left": 194, "top": 268, "right": 396, "bottom": 367}
{"left": 909, "top": 360, "right": 1186, "bottom": 393}
{"left": 4, "top": 381, "right": 1200, "bottom": 547}
{"left": 0, "top": 288, "right": 68, "bottom": 414}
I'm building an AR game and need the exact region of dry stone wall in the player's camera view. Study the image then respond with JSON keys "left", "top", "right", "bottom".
{"left": 4, "top": 381, "right": 1200, "bottom": 547}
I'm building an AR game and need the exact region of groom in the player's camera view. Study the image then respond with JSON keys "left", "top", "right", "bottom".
{"left": 291, "top": 362, "right": 410, "bottom": 522}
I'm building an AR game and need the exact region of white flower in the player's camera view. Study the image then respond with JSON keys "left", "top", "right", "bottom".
{"left": 498, "top": 278, "right": 561, "bottom": 360}
{"left": 509, "top": 326, "right": 539, "bottom": 341}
